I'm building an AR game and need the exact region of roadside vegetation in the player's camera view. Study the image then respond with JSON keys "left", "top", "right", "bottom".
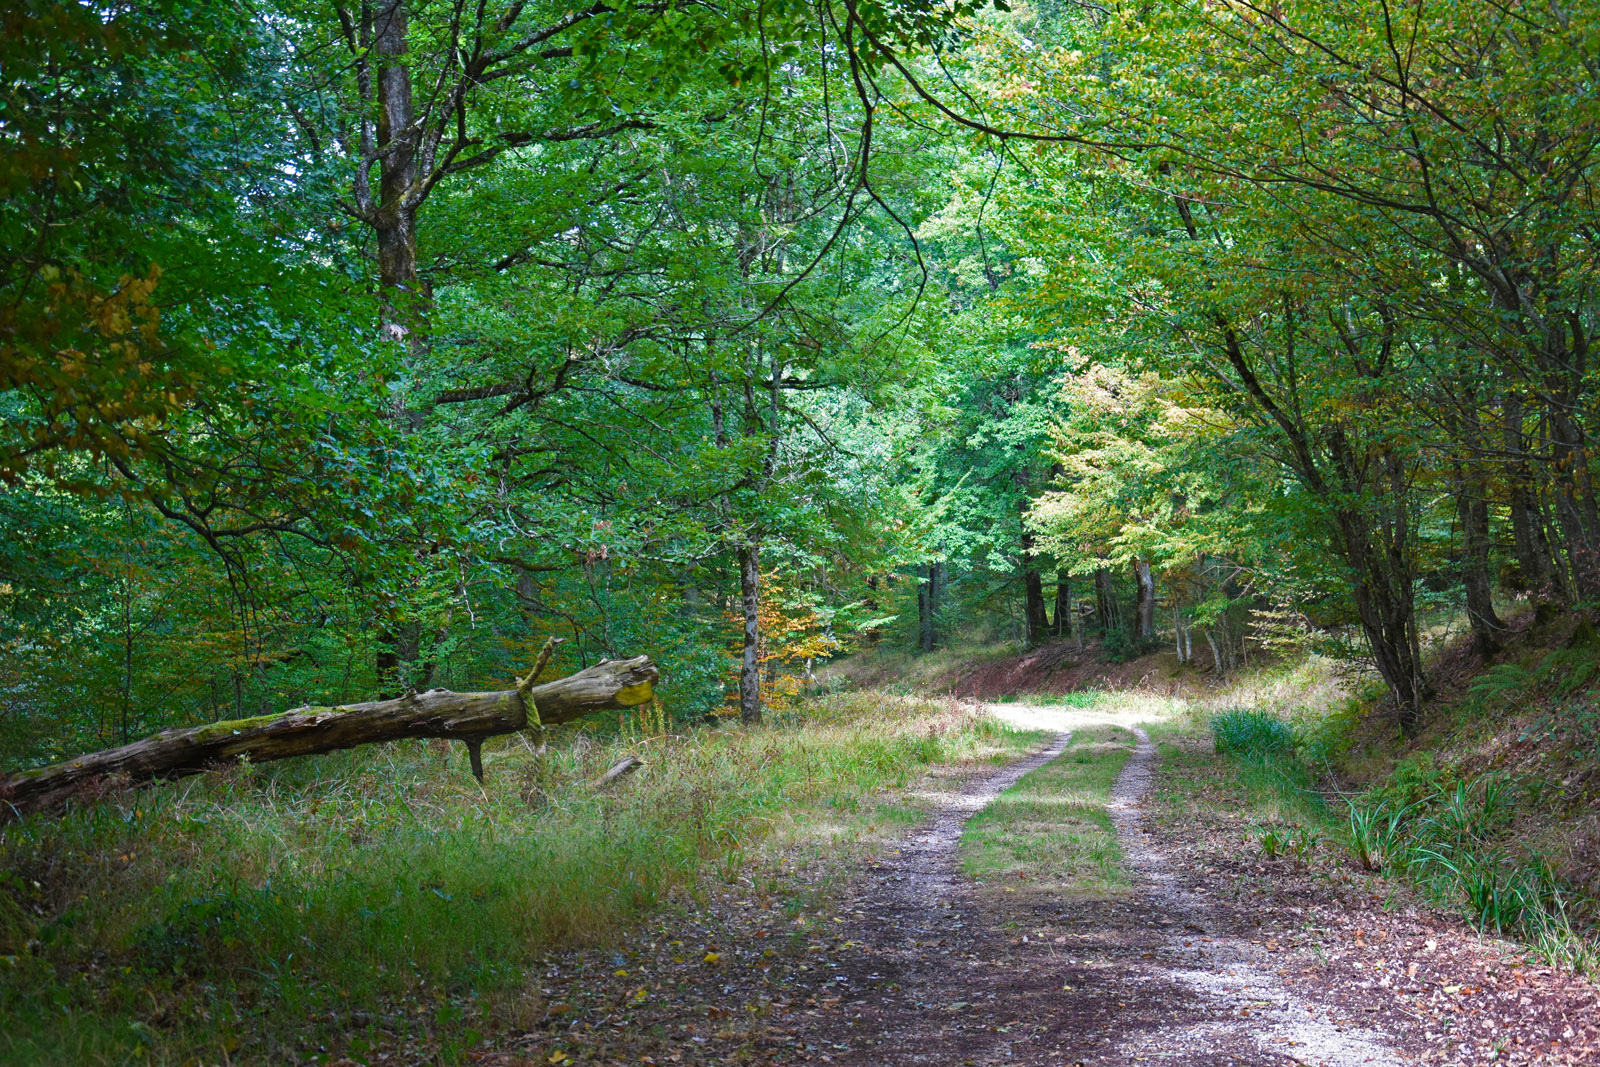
{"left": 0, "top": 694, "right": 1041, "bottom": 1066}
{"left": 1186, "top": 620, "right": 1600, "bottom": 979}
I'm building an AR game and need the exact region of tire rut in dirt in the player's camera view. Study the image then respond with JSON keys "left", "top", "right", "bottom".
{"left": 1103, "top": 727, "right": 1405, "bottom": 1067}
{"left": 805, "top": 732, "right": 1304, "bottom": 1066}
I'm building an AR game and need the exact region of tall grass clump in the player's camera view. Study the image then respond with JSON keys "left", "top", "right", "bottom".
{"left": 1345, "top": 761, "right": 1599, "bottom": 973}
{"left": 1210, "top": 709, "right": 1295, "bottom": 758}
{"left": 1208, "top": 709, "right": 1329, "bottom": 826}
{"left": 0, "top": 691, "right": 1037, "bottom": 1066}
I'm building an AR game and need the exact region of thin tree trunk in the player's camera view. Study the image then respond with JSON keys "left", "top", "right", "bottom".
{"left": 917, "top": 577, "right": 932, "bottom": 653}
{"left": 865, "top": 574, "right": 882, "bottom": 644}
{"left": 1093, "top": 566, "right": 1121, "bottom": 633}
{"left": 1452, "top": 461, "right": 1503, "bottom": 657}
{"left": 1134, "top": 559, "right": 1156, "bottom": 643}
{"left": 1503, "top": 394, "right": 1556, "bottom": 597}
{"left": 1538, "top": 319, "right": 1600, "bottom": 599}
{"left": 739, "top": 539, "right": 761, "bottom": 725}
{"left": 918, "top": 562, "right": 944, "bottom": 651}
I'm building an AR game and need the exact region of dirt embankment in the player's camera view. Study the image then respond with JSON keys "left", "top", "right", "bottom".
{"left": 942, "top": 640, "right": 1221, "bottom": 701}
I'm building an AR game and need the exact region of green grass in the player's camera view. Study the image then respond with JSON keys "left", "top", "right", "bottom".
{"left": 960, "top": 726, "right": 1137, "bottom": 895}
{"left": 1210, "top": 708, "right": 1295, "bottom": 758}
{"left": 1202, "top": 707, "right": 1600, "bottom": 973}
{"left": 0, "top": 692, "right": 1040, "bottom": 1066}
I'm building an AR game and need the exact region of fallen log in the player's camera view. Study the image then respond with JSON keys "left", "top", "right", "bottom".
{"left": 590, "top": 755, "right": 644, "bottom": 790}
{"left": 0, "top": 654, "right": 658, "bottom": 816}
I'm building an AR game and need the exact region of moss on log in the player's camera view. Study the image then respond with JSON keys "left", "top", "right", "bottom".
{"left": 0, "top": 656, "right": 657, "bottom": 816}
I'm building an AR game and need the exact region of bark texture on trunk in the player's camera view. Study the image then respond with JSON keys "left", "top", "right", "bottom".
{"left": 918, "top": 563, "right": 944, "bottom": 652}
{"left": 738, "top": 539, "right": 761, "bottom": 725}
{"left": 1336, "top": 504, "right": 1426, "bottom": 735}
{"left": 1, "top": 657, "right": 658, "bottom": 815}
{"left": 1134, "top": 559, "right": 1156, "bottom": 642}
{"left": 1453, "top": 463, "right": 1504, "bottom": 657}
{"left": 1023, "top": 569, "right": 1049, "bottom": 647}
{"left": 1052, "top": 576, "right": 1071, "bottom": 637}
{"left": 1093, "top": 566, "right": 1121, "bottom": 633}
{"left": 1503, "top": 394, "right": 1557, "bottom": 597}
{"left": 369, "top": 0, "right": 430, "bottom": 693}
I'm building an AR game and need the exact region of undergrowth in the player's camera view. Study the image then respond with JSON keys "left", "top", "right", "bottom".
{"left": 1344, "top": 757, "right": 1599, "bottom": 972}
{"left": 0, "top": 692, "right": 1040, "bottom": 1066}
{"left": 1207, "top": 709, "right": 1328, "bottom": 825}
{"left": 1206, "top": 707, "right": 1600, "bottom": 977}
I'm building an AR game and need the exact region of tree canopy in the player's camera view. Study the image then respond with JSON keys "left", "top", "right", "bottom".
{"left": 6, "top": 0, "right": 1600, "bottom": 764}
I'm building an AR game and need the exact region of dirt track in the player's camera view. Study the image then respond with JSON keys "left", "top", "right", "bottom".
{"left": 803, "top": 710, "right": 1403, "bottom": 1066}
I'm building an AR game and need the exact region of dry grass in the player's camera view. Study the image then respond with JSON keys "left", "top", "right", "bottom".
{"left": 0, "top": 691, "right": 1044, "bottom": 1066}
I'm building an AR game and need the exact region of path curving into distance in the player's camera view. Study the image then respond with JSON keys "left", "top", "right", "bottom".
{"left": 798, "top": 705, "right": 1409, "bottom": 1067}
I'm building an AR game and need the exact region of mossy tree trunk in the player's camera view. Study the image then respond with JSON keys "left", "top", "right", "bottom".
{"left": 1, "top": 656, "right": 657, "bottom": 816}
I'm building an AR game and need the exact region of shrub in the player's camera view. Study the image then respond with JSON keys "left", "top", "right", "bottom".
{"left": 1210, "top": 709, "right": 1295, "bottom": 759}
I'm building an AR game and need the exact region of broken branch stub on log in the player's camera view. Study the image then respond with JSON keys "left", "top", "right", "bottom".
{"left": 591, "top": 755, "right": 644, "bottom": 790}
{"left": 0, "top": 655, "right": 658, "bottom": 816}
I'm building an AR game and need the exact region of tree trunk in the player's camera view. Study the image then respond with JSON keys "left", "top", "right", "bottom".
{"left": 372, "top": 0, "right": 424, "bottom": 326}
{"left": 918, "top": 563, "right": 944, "bottom": 652}
{"left": 738, "top": 539, "right": 761, "bottom": 725}
{"left": 1336, "top": 505, "right": 1426, "bottom": 736}
{"left": 864, "top": 574, "right": 883, "bottom": 644}
{"left": 917, "top": 578, "right": 932, "bottom": 653}
{"left": 1, "top": 656, "right": 659, "bottom": 816}
{"left": 1053, "top": 576, "right": 1072, "bottom": 637}
{"left": 369, "top": 0, "right": 430, "bottom": 695}
{"left": 1452, "top": 461, "right": 1504, "bottom": 657}
{"left": 1536, "top": 320, "right": 1600, "bottom": 600}
{"left": 1093, "top": 566, "right": 1121, "bottom": 633}
{"left": 1019, "top": 511, "right": 1050, "bottom": 645}
{"left": 1503, "top": 394, "right": 1556, "bottom": 597}
{"left": 1134, "top": 559, "right": 1156, "bottom": 643}
{"left": 1023, "top": 569, "right": 1049, "bottom": 646}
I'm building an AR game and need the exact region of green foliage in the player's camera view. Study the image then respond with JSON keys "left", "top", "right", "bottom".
{"left": 1210, "top": 711, "right": 1295, "bottom": 760}
{"left": 1252, "top": 824, "right": 1285, "bottom": 861}
{"left": 1470, "top": 640, "right": 1600, "bottom": 710}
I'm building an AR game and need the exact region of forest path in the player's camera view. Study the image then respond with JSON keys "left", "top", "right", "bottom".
{"left": 806, "top": 706, "right": 1406, "bottom": 1067}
